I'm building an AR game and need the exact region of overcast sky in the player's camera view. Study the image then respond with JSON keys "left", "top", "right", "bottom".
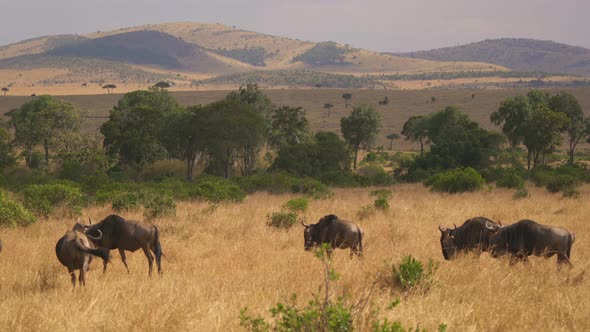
{"left": 0, "top": 0, "right": 588, "bottom": 52}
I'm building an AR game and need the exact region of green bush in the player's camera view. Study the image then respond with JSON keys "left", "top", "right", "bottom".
{"left": 23, "top": 183, "right": 85, "bottom": 217}
{"left": 546, "top": 175, "right": 578, "bottom": 193}
{"left": 283, "top": 197, "right": 309, "bottom": 212}
{"left": 143, "top": 193, "right": 176, "bottom": 219}
{"left": 562, "top": 187, "right": 580, "bottom": 199}
{"left": 357, "top": 205, "right": 376, "bottom": 220}
{"left": 425, "top": 167, "right": 485, "bottom": 193}
{"left": 513, "top": 188, "right": 530, "bottom": 200}
{"left": 370, "top": 189, "right": 393, "bottom": 200}
{"left": 380, "top": 255, "right": 438, "bottom": 292}
{"left": 358, "top": 165, "right": 395, "bottom": 186}
{"left": 240, "top": 296, "right": 353, "bottom": 332}
{"left": 236, "top": 172, "right": 331, "bottom": 198}
{"left": 0, "top": 191, "right": 36, "bottom": 227}
{"left": 266, "top": 212, "right": 298, "bottom": 229}
{"left": 374, "top": 198, "right": 390, "bottom": 211}
{"left": 496, "top": 171, "right": 525, "bottom": 189}
{"left": 111, "top": 191, "right": 142, "bottom": 212}
{"left": 188, "top": 177, "right": 246, "bottom": 203}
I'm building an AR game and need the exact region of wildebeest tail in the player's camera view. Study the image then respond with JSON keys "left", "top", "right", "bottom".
{"left": 567, "top": 232, "right": 575, "bottom": 259}
{"left": 357, "top": 226, "right": 364, "bottom": 256}
{"left": 153, "top": 225, "right": 164, "bottom": 261}
{"left": 74, "top": 237, "right": 110, "bottom": 261}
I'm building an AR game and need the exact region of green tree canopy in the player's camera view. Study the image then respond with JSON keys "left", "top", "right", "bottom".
{"left": 549, "top": 91, "right": 588, "bottom": 163}
{"left": 272, "top": 131, "right": 351, "bottom": 178}
{"left": 9, "top": 95, "right": 81, "bottom": 168}
{"left": 340, "top": 103, "right": 381, "bottom": 169}
{"left": 0, "top": 127, "right": 16, "bottom": 170}
{"left": 161, "top": 106, "right": 208, "bottom": 181}
{"left": 268, "top": 106, "right": 311, "bottom": 149}
{"left": 401, "top": 115, "right": 430, "bottom": 155}
{"left": 100, "top": 87, "right": 181, "bottom": 169}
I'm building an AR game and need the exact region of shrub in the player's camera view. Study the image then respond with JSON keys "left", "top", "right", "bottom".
{"left": 546, "top": 175, "right": 578, "bottom": 193}
{"left": 0, "top": 191, "right": 36, "bottom": 227}
{"left": 496, "top": 171, "right": 525, "bottom": 189}
{"left": 111, "top": 191, "right": 142, "bottom": 212}
{"left": 425, "top": 167, "right": 484, "bottom": 193}
{"left": 283, "top": 197, "right": 309, "bottom": 212}
{"left": 266, "top": 211, "right": 298, "bottom": 229}
{"left": 370, "top": 189, "right": 392, "bottom": 200}
{"left": 236, "top": 172, "right": 331, "bottom": 199}
{"left": 562, "top": 187, "right": 580, "bottom": 199}
{"left": 358, "top": 165, "right": 395, "bottom": 186}
{"left": 374, "top": 198, "right": 390, "bottom": 210}
{"left": 188, "top": 177, "right": 246, "bottom": 203}
{"left": 379, "top": 255, "right": 438, "bottom": 292}
{"left": 23, "top": 183, "right": 85, "bottom": 217}
{"left": 143, "top": 193, "right": 176, "bottom": 220}
{"left": 513, "top": 188, "right": 530, "bottom": 200}
{"left": 357, "top": 205, "right": 376, "bottom": 220}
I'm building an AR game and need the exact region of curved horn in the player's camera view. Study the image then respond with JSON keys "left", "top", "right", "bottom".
{"left": 498, "top": 220, "right": 503, "bottom": 226}
{"left": 88, "top": 217, "right": 92, "bottom": 225}
{"left": 485, "top": 220, "right": 495, "bottom": 230}
{"left": 301, "top": 219, "right": 309, "bottom": 228}
{"left": 439, "top": 225, "right": 446, "bottom": 233}
{"left": 86, "top": 229, "right": 103, "bottom": 241}
{"left": 453, "top": 223, "right": 457, "bottom": 229}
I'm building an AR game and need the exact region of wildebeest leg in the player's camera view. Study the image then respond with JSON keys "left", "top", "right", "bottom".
{"left": 557, "top": 253, "right": 572, "bottom": 266}
{"left": 151, "top": 247, "right": 162, "bottom": 274}
{"left": 68, "top": 268, "right": 76, "bottom": 287}
{"left": 79, "top": 267, "right": 86, "bottom": 287}
{"left": 119, "top": 248, "right": 130, "bottom": 273}
{"left": 142, "top": 246, "right": 154, "bottom": 276}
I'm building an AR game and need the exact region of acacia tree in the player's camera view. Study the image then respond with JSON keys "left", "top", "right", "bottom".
{"left": 268, "top": 106, "right": 310, "bottom": 149}
{"left": 491, "top": 90, "right": 567, "bottom": 170}
{"left": 549, "top": 91, "right": 588, "bottom": 164}
{"left": 9, "top": 95, "right": 80, "bottom": 168}
{"left": 102, "top": 84, "right": 116, "bottom": 95}
{"left": 100, "top": 87, "right": 180, "bottom": 169}
{"left": 340, "top": 103, "right": 381, "bottom": 169}
{"left": 223, "top": 84, "right": 273, "bottom": 175}
{"left": 341, "top": 93, "right": 352, "bottom": 108}
{"left": 154, "top": 81, "right": 172, "bottom": 88}
{"left": 323, "top": 103, "right": 334, "bottom": 117}
{"left": 1, "top": 87, "right": 8, "bottom": 96}
{"left": 204, "top": 99, "right": 267, "bottom": 178}
{"left": 401, "top": 115, "right": 430, "bottom": 156}
{"left": 161, "top": 106, "right": 207, "bottom": 181}
{"left": 0, "top": 127, "right": 16, "bottom": 170}
{"left": 386, "top": 133, "right": 400, "bottom": 150}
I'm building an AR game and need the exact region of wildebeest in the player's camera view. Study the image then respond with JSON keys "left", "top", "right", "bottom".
{"left": 81, "top": 215, "right": 163, "bottom": 276}
{"left": 302, "top": 214, "right": 364, "bottom": 258}
{"left": 438, "top": 216, "right": 502, "bottom": 260}
{"left": 55, "top": 227, "right": 108, "bottom": 287}
{"left": 486, "top": 219, "right": 575, "bottom": 265}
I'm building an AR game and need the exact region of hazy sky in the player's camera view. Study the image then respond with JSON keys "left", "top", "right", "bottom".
{"left": 1, "top": 0, "right": 588, "bottom": 52}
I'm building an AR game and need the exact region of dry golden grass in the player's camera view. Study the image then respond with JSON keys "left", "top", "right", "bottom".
{"left": 0, "top": 184, "right": 588, "bottom": 331}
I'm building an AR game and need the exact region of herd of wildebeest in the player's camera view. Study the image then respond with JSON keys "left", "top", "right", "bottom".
{"left": 0, "top": 212, "right": 578, "bottom": 287}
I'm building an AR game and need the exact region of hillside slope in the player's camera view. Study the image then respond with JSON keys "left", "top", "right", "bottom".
{"left": 398, "top": 38, "right": 590, "bottom": 76}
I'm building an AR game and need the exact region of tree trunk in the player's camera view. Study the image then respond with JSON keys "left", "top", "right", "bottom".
{"left": 389, "top": 139, "right": 393, "bottom": 151}
{"left": 527, "top": 150, "right": 532, "bottom": 171}
{"left": 353, "top": 146, "right": 359, "bottom": 170}
{"left": 419, "top": 138, "right": 424, "bottom": 156}
{"left": 44, "top": 138, "right": 49, "bottom": 169}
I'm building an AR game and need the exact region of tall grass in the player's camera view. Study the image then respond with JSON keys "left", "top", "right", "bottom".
{"left": 0, "top": 184, "right": 588, "bottom": 331}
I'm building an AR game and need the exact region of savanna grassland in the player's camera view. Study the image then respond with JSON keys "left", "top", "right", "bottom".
{"left": 0, "top": 184, "right": 588, "bottom": 331}
{"left": 2, "top": 87, "right": 590, "bottom": 150}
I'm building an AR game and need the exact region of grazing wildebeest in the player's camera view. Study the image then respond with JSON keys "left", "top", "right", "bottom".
{"left": 438, "top": 217, "right": 502, "bottom": 260}
{"left": 81, "top": 215, "right": 163, "bottom": 276}
{"left": 302, "top": 214, "right": 364, "bottom": 258}
{"left": 486, "top": 219, "right": 575, "bottom": 265}
{"left": 55, "top": 227, "right": 108, "bottom": 287}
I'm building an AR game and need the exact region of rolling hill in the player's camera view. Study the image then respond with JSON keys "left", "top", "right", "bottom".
{"left": 1, "top": 23, "right": 587, "bottom": 93}
{"left": 398, "top": 38, "right": 590, "bottom": 76}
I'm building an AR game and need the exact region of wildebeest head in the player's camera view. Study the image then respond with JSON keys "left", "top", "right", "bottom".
{"left": 302, "top": 214, "right": 338, "bottom": 251}
{"left": 485, "top": 220, "right": 505, "bottom": 257}
{"left": 439, "top": 225, "right": 458, "bottom": 260}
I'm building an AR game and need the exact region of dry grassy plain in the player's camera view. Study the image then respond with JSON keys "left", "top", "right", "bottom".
{"left": 0, "top": 184, "right": 588, "bottom": 331}
{"left": 2, "top": 87, "right": 590, "bottom": 151}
